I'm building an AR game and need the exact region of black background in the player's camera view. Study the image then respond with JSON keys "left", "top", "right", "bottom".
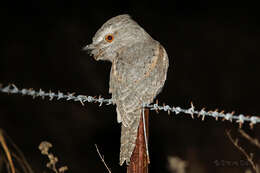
{"left": 0, "top": 1, "right": 260, "bottom": 173}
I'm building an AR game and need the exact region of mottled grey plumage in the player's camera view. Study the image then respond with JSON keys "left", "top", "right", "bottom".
{"left": 84, "top": 14, "right": 169, "bottom": 165}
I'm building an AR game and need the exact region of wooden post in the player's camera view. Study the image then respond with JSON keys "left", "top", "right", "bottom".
{"left": 127, "top": 109, "right": 149, "bottom": 173}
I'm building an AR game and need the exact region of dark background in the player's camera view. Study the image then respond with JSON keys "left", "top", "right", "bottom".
{"left": 0, "top": 1, "right": 260, "bottom": 173}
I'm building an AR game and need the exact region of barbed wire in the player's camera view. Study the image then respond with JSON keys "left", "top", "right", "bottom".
{"left": 0, "top": 83, "right": 260, "bottom": 128}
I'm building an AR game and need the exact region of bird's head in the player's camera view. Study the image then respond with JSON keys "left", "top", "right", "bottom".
{"left": 83, "top": 14, "right": 151, "bottom": 62}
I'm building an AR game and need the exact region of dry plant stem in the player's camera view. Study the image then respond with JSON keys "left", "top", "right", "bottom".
{"left": 127, "top": 109, "right": 149, "bottom": 173}
{"left": 0, "top": 130, "right": 15, "bottom": 173}
{"left": 95, "top": 144, "right": 111, "bottom": 173}
{"left": 4, "top": 132, "right": 34, "bottom": 173}
{"left": 239, "top": 129, "right": 260, "bottom": 148}
{"left": 11, "top": 153, "right": 29, "bottom": 173}
{"left": 226, "top": 130, "right": 259, "bottom": 173}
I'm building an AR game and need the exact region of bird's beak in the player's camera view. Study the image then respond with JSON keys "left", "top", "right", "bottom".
{"left": 82, "top": 44, "right": 101, "bottom": 60}
{"left": 83, "top": 44, "right": 95, "bottom": 58}
{"left": 82, "top": 44, "right": 94, "bottom": 53}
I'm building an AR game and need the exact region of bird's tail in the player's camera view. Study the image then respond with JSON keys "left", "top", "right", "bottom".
{"left": 119, "top": 109, "right": 141, "bottom": 165}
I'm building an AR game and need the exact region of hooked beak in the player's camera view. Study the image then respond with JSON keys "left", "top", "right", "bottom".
{"left": 82, "top": 44, "right": 94, "bottom": 53}
{"left": 82, "top": 43, "right": 103, "bottom": 60}
{"left": 82, "top": 44, "right": 97, "bottom": 60}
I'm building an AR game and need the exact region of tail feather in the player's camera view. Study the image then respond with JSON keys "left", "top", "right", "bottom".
{"left": 119, "top": 109, "right": 141, "bottom": 165}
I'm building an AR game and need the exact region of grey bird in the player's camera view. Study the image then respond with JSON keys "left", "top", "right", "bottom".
{"left": 83, "top": 14, "right": 169, "bottom": 165}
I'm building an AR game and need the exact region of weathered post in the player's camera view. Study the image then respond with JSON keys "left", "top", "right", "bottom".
{"left": 127, "top": 109, "right": 149, "bottom": 173}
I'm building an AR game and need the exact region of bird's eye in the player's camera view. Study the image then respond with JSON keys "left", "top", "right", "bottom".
{"left": 105, "top": 34, "right": 114, "bottom": 43}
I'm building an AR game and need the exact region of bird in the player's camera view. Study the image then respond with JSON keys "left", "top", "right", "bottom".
{"left": 83, "top": 14, "right": 169, "bottom": 165}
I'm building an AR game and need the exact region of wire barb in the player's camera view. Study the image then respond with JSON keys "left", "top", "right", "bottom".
{"left": 1, "top": 83, "right": 260, "bottom": 127}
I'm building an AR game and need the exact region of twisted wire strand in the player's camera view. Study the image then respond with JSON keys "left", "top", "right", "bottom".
{"left": 0, "top": 83, "right": 259, "bottom": 128}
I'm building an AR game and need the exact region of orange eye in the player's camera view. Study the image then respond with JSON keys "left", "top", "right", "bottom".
{"left": 105, "top": 34, "right": 114, "bottom": 42}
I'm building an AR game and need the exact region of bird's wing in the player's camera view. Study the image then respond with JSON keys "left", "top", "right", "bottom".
{"left": 109, "top": 41, "right": 169, "bottom": 165}
{"left": 110, "top": 41, "right": 168, "bottom": 123}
